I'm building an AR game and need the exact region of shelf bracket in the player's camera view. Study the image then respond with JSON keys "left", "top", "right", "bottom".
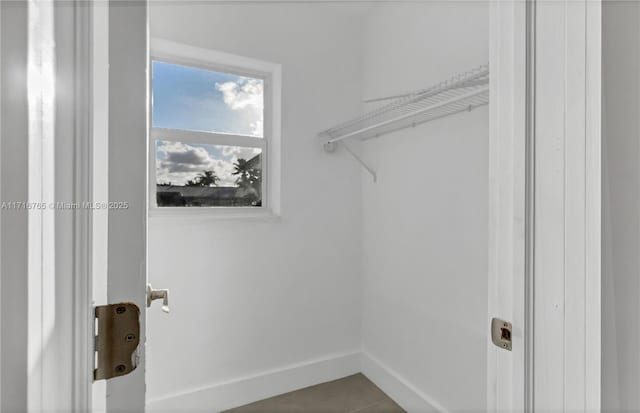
{"left": 324, "top": 140, "right": 376, "bottom": 182}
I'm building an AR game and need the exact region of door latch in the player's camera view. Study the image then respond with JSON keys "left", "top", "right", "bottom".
{"left": 491, "top": 318, "right": 512, "bottom": 351}
{"left": 147, "top": 284, "right": 170, "bottom": 313}
{"left": 94, "top": 303, "right": 140, "bottom": 381}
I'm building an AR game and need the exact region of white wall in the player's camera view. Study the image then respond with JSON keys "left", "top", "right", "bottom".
{"left": 360, "top": 3, "right": 489, "bottom": 411}
{"left": 148, "top": 3, "right": 490, "bottom": 411}
{"left": 1, "top": 2, "right": 28, "bottom": 411}
{"left": 602, "top": 2, "right": 640, "bottom": 411}
{"left": 147, "top": 3, "right": 366, "bottom": 407}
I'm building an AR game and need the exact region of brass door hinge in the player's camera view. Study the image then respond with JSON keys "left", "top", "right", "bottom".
{"left": 491, "top": 318, "right": 512, "bottom": 351}
{"left": 94, "top": 303, "right": 140, "bottom": 381}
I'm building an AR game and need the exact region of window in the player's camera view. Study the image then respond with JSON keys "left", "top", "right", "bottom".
{"left": 149, "top": 40, "right": 281, "bottom": 215}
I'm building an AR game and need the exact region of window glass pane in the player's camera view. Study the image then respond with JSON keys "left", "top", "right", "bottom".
{"left": 152, "top": 61, "right": 264, "bottom": 137}
{"left": 155, "top": 140, "right": 262, "bottom": 207}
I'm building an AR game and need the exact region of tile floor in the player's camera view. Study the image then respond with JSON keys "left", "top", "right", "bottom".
{"left": 223, "top": 373, "right": 405, "bottom": 413}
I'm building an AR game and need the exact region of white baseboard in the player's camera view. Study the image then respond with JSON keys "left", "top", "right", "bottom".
{"left": 360, "top": 351, "right": 448, "bottom": 413}
{"left": 145, "top": 351, "right": 361, "bottom": 413}
{"left": 146, "top": 350, "right": 447, "bottom": 413}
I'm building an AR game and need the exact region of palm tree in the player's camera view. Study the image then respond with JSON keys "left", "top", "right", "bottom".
{"left": 232, "top": 158, "right": 261, "bottom": 206}
{"left": 232, "top": 159, "right": 260, "bottom": 188}
{"left": 185, "top": 170, "right": 219, "bottom": 187}
{"left": 196, "top": 170, "right": 219, "bottom": 187}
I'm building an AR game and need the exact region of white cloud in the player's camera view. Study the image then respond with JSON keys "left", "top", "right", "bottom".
{"left": 215, "top": 78, "right": 263, "bottom": 110}
{"left": 215, "top": 78, "right": 264, "bottom": 137}
{"left": 156, "top": 141, "right": 260, "bottom": 187}
{"left": 221, "top": 145, "right": 261, "bottom": 160}
{"left": 158, "top": 141, "right": 210, "bottom": 172}
{"left": 250, "top": 119, "right": 263, "bottom": 137}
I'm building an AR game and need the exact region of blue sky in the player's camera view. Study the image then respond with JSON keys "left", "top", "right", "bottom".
{"left": 152, "top": 61, "right": 263, "bottom": 186}
{"left": 152, "top": 60, "right": 263, "bottom": 136}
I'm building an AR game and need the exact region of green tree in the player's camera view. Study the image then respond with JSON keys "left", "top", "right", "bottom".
{"left": 185, "top": 170, "right": 219, "bottom": 187}
{"left": 232, "top": 158, "right": 260, "bottom": 188}
{"left": 197, "top": 170, "right": 219, "bottom": 187}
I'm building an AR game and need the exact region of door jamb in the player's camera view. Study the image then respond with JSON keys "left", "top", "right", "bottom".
{"left": 487, "top": 0, "right": 530, "bottom": 410}
{"left": 488, "top": 1, "right": 602, "bottom": 411}
{"left": 585, "top": 2, "right": 602, "bottom": 409}
{"left": 72, "top": 1, "right": 94, "bottom": 410}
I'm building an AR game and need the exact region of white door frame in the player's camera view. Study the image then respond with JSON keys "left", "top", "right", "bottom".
{"left": 532, "top": 0, "right": 601, "bottom": 410}
{"left": 0, "top": 0, "right": 94, "bottom": 411}
{"left": 489, "top": 1, "right": 601, "bottom": 411}
{"left": 9, "top": 0, "right": 601, "bottom": 412}
{"left": 487, "top": 0, "right": 531, "bottom": 410}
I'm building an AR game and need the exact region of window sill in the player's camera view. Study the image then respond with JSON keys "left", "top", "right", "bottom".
{"left": 147, "top": 206, "right": 281, "bottom": 222}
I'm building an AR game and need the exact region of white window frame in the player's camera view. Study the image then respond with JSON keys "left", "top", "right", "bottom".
{"left": 149, "top": 38, "right": 282, "bottom": 218}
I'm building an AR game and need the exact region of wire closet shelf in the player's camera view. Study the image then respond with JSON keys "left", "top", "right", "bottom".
{"left": 318, "top": 64, "right": 490, "bottom": 145}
